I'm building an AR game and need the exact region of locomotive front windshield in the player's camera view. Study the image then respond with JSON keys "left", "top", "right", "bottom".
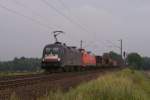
{"left": 45, "top": 47, "right": 63, "bottom": 56}
{"left": 45, "top": 47, "right": 59, "bottom": 55}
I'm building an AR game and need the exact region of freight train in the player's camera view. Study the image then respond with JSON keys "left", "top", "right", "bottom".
{"left": 41, "top": 31, "right": 122, "bottom": 72}
{"left": 41, "top": 42, "right": 122, "bottom": 72}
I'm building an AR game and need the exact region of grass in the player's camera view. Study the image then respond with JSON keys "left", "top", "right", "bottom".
{"left": 0, "top": 70, "right": 43, "bottom": 77}
{"left": 39, "top": 68, "right": 150, "bottom": 100}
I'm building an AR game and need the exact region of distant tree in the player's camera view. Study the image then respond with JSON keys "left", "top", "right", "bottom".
{"left": 13, "top": 57, "right": 19, "bottom": 61}
{"left": 0, "top": 57, "right": 41, "bottom": 72}
{"left": 142, "top": 57, "right": 150, "bottom": 70}
{"left": 109, "top": 51, "right": 122, "bottom": 60}
{"left": 20, "top": 56, "right": 26, "bottom": 60}
{"left": 127, "top": 53, "right": 143, "bottom": 69}
{"left": 109, "top": 51, "right": 124, "bottom": 66}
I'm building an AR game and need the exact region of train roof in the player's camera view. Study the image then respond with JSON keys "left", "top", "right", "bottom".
{"left": 44, "top": 42, "right": 95, "bottom": 54}
{"left": 44, "top": 42, "right": 65, "bottom": 47}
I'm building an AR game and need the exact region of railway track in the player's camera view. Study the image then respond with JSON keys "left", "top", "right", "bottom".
{"left": 0, "top": 68, "right": 121, "bottom": 100}
{"left": 0, "top": 72, "right": 77, "bottom": 89}
{"left": 0, "top": 74, "right": 47, "bottom": 89}
{"left": 0, "top": 69, "right": 103, "bottom": 89}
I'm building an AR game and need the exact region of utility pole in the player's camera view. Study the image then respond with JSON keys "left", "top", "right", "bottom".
{"left": 119, "top": 39, "right": 123, "bottom": 58}
{"left": 107, "top": 39, "right": 123, "bottom": 58}
{"left": 80, "top": 40, "right": 83, "bottom": 49}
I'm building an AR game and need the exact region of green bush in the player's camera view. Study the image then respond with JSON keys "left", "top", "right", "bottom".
{"left": 40, "top": 68, "right": 150, "bottom": 100}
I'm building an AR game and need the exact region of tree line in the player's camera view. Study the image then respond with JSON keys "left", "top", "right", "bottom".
{"left": 0, "top": 57, "right": 41, "bottom": 72}
{"left": 0, "top": 52, "right": 150, "bottom": 72}
{"left": 105, "top": 51, "right": 150, "bottom": 70}
{"left": 126, "top": 53, "right": 150, "bottom": 70}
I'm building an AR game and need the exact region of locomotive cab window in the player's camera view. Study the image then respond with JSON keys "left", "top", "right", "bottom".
{"left": 45, "top": 47, "right": 59, "bottom": 55}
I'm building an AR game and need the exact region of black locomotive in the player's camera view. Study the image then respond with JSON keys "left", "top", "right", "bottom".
{"left": 41, "top": 42, "right": 82, "bottom": 71}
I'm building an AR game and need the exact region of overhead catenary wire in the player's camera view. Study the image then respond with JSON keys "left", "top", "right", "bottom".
{"left": 0, "top": 0, "right": 107, "bottom": 51}
{"left": 41, "top": 0, "right": 107, "bottom": 49}
{"left": 56, "top": 0, "right": 108, "bottom": 48}
{"left": 11, "top": 0, "right": 105, "bottom": 47}
{"left": 57, "top": 0, "right": 68, "bottom": 11}
{"left": 9, "top": 0, "right": 72, "bottom": 44}
{"left": 106, "top": 40, "right": 120, "bottom": 49}
{"left": 57, "top": 0, "right": 91, "bottom": 32}
{"left": 10, "top": 0, "right": 59, "bottom": 29}
{"left": 56, "top": 0, "right": 110, "bottom": 52}
{"left": 40, "top": 0, "right": 93, "bottom": 34}
{"left": 11, "top": 0, "right": 42, "bottom": 17}
{"left": 0, "top": 3, "right": 54, "bottom": 30}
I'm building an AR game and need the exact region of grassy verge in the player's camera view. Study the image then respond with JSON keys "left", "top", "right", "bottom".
{"left": 0, "top": 70, "right": 43, "bottom": 77}
{"left": 39, "top": 68, "right": 150, "bottom": 100}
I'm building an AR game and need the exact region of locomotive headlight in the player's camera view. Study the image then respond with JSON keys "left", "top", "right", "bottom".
{"left": 58, "top": 58, "right": 61, "bottom": 61}
{"left": 42, "top": 58, "right": 45, "bottom": 62}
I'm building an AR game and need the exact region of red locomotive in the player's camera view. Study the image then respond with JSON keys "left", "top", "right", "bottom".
{"left": 80, "top": 49, "right": 96, "bottom": 67}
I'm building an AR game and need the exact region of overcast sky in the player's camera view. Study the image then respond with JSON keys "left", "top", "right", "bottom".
{"left": 0, "top": 0, "right": 150, "bottom": 61}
